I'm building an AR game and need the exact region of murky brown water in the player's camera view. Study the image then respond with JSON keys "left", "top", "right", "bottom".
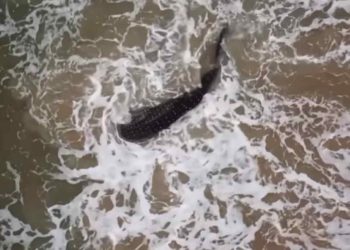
{"left": 1, "top": 0, "right": 350, "bottom": 249}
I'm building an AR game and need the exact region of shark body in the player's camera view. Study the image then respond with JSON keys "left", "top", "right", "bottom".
{"left": 117, "top": 27, "right": 227, "bottom": 142}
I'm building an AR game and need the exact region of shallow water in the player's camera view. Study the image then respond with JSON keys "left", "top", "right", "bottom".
{"left": 1, "top": 0, "right": 350, "bottom": 249}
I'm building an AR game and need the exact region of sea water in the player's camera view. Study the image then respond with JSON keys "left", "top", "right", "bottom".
{"left": 1, "top": 0, "right": 350, "bottom": 249}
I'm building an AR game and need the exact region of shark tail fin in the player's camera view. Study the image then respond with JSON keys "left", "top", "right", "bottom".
{"left": 200, "top": 25, "right": 228, "bottom": 93}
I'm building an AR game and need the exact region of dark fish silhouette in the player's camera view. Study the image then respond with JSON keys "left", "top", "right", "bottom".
{"left": 117, "top": 27, "right": 227, "bottom": 142}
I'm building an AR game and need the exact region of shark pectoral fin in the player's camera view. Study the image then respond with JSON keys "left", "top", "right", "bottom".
{"left": 129, "top": 106, "right": 152, "bottom": 124}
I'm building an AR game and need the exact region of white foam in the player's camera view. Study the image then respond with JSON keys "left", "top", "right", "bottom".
{"left": 2, "top": 0, "right": 350, "bottom": 249}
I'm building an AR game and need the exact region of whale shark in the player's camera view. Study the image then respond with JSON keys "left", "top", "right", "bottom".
{"left": 117, "top": 27, "right": 228, "bottom": 142}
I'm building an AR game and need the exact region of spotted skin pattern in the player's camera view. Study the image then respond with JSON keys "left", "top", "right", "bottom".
{"left": 117, "top": 28, "right": 227, "bottom": 142}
